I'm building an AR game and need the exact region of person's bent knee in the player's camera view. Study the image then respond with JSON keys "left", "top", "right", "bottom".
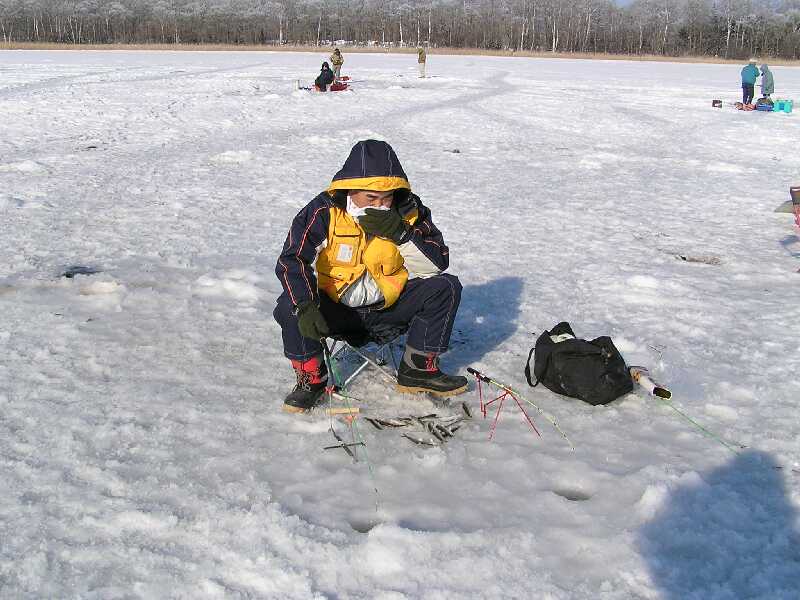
{"left": 422, "top": 272, "right": 460, "bottom": 289}
{"left": 417, "top": 273, "right": 462, "bottom": 308}
{"left": 445, "top": 273, "right": 462, "bottom": 294}
{"left": 273, "top": 293, "right": 296, "bottom": 326}
{"left": 437, "top": 273, "right": 462, "bottom": 300}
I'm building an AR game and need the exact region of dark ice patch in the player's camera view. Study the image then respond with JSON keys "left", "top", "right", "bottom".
{"left": 552, "top": 488, "right": 593, "bottom": 502}
{"left": 62, "top": 265, "right": 102, "bottom": 278}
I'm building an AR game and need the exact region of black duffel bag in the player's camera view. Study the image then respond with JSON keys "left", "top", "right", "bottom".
{"left": 524, "top": 322, "right": 633, "bottom": 405}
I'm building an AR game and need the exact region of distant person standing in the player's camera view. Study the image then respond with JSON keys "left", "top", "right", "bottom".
{"left": 741, "top": 59, "right": 759, "bottom": 105}
{"left": 330, "top": 48, "right": 344, "bottom": 81}
{"left": 417, "top": 46, "right": 427, "bottom": 78}
{"left": 760, "top": 64, "right": 774, "bottom": 99}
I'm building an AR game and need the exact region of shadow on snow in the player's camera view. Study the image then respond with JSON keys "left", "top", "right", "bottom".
{"left": 779, "top": 234, "right": 800, "bottom": 258}
{"left": 638, "top": 450, "right": 800, "bottom": 600}
{"left": 444, "top": 275, "right": 523, "bottom": 373}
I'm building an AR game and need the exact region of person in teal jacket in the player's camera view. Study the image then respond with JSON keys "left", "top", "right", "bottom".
{"left": 760, "top": 64, "right": 774, "bottom": 98}
{"left": 741, "top": 60, "right": 759, "bottom": 104}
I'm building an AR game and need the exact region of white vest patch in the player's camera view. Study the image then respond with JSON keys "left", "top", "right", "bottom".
{"left": 336, "top": 243, "right": 354, "bottom": 263}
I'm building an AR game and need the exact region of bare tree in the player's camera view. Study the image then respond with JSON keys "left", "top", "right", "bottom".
{"left": 0, "top": 0, "right": 798, "bottom": 58}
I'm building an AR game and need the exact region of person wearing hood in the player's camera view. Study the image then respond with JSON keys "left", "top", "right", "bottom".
{"left": 330, "top": 48, "right": 344, "bottom": 81}
{"left": 314, "top": 61, "right": 335, "bottom": 92}
{"left": 760, "top": 64, "right": 774, "bottom": 99}
{"left": 741, "top": 59, "right": 759, "bottom": 105}
{"left": 274, "top": 140, "right": 467, "bottom": 413}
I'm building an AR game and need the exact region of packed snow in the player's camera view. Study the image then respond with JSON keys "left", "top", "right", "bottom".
{"left": 1, "top": 50, "right": 799, "bottom": 599}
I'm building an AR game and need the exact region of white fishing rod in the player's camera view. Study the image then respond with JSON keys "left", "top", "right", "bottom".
{"left": 629, "top": 366, "right": 742, "bottom": 454}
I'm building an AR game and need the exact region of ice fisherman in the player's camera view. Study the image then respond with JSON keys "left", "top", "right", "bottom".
{"left": 760, "top": 64, "right": 774, "bottom": 99}
{"left": 274, "top": 139, "right": 468, "bottom": 413}
{"left": 314, "top": 61, "right": 335, "bottom": 92}
{"left": 330, "top": 48, "right": 344, "bottom": 81}
{"left": 741, "top": 59, "right": 759, "bottom": 105}
{"left": 417, "top": 46, "right": 427, "bottom": 78}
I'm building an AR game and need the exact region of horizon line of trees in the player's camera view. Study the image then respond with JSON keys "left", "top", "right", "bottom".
{"left": 1, "top": 1, "right": 800, "bottom": 59}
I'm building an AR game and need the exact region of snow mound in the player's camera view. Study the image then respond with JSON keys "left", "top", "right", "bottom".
{"left": 636, "top": 482, "right": 670, "bottom": 521}
{"left": 304, "top": 135, "right": 339, "bottom": 146}
{"left": 705, "top": 162, "right": 746, "bottom": 174}
{"left": 78, "top": 280, "right": 123, "bottom": 295}
{"left": 704, "top": 403, "right": 739, "bottom": 421}
{"left": 0, "top": 160, "right": 47, "bottom": 174}
{"left": 626, "top": 275, "right": 660, "bottom": 289}
{"left": 210, "top": 150, "right": 253, "bottom": 164}
{"left": 193, "top": 271, "right": 262, "bottom": 303}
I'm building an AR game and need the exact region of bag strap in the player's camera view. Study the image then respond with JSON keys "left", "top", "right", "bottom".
{"left": 525, "top": 346, "right": 539, "bottom": 387}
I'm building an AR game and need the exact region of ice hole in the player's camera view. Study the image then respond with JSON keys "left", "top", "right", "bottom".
{"left": 552, "top": 488, "right": 593, "bottom": 502}
{"left": 348, "top": 518, "right": 381, "bottom": 533}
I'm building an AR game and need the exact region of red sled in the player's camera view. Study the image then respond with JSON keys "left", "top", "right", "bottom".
{"left": 329, "top": 82, "right": 348, "bottom": 92}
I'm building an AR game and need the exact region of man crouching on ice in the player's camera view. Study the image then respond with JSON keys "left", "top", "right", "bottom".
{"left": 274, "top": 139, "right": 468, "bottom": 413}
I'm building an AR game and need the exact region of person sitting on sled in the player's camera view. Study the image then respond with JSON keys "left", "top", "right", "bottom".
{"left": 330, "top": 48, "right": 344, "bottom": 81}
{"left": 741, "top": 59, "right": 759, "bottom": 105}
{"left": 274, "top": 139, "right": 467, "bottom": 413}
{"left": 314, "top": 61, "right": 335, "bottom": 92}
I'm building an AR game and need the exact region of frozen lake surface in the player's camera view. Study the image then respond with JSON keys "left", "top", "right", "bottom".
{"left": 1, "top": 50, "right": 799, "bottom": 598}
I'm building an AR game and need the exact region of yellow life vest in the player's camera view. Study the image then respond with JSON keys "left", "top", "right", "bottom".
{"left": 317, "top": 206, "right": 417, "bottom": 309}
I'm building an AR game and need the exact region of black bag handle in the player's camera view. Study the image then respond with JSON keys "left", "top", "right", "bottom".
{"left": 525, "top": 346, "right": 539, "bottom": 387}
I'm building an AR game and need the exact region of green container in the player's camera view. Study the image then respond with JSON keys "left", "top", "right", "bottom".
{"left": 785, "top": 100, "right": 793, "bottom": 114}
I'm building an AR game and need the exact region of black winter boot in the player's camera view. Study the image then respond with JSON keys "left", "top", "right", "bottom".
{"left": 396, "top": 347, "right": 468, "bottom": 397}
{"left": 283, "top": 355, "right": 328, "bottom": 413}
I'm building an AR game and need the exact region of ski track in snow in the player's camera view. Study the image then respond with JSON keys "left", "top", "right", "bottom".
{"left": 1, "top": 50, "right": 800, "bottom": 599}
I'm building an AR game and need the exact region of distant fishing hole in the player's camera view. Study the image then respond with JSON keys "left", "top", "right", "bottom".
{"left": 552, "top": 488, "right": 593, "bottom": 502}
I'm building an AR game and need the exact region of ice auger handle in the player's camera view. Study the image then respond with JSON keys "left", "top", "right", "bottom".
{"left": 466, "top": 367, "right": 491, "bottom": 383}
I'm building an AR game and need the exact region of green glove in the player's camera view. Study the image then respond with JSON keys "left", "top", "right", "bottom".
{"left": 295, "top": 301, "right": 330, "bottom": 340}
{"left": 358, "top": 208, "right": 408, "bottom": 243}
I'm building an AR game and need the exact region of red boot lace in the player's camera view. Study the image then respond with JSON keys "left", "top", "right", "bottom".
{"left": 290, "top": 356, "right": 325, "bottom": 387}
{"left": 424, "top": 353, "right": 439, "bottom": 372}
{"left": 294, "top": 370, "right": 312, "bottom": 391}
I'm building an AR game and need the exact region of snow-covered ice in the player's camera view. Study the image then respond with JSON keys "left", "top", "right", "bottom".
{"left": 1, "top": 50, "right": 799, "bottom": 598}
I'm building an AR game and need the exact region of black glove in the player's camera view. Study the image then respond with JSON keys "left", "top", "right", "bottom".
{"left": 295, "top": 301, "right": 329, "bottom": 340}
{"left": 359, "top": 208, "right": 408, "bottom": 243}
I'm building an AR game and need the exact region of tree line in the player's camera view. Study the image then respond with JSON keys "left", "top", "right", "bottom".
{"left": 1, "top": 1, "right": 800, "bottom": 59}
